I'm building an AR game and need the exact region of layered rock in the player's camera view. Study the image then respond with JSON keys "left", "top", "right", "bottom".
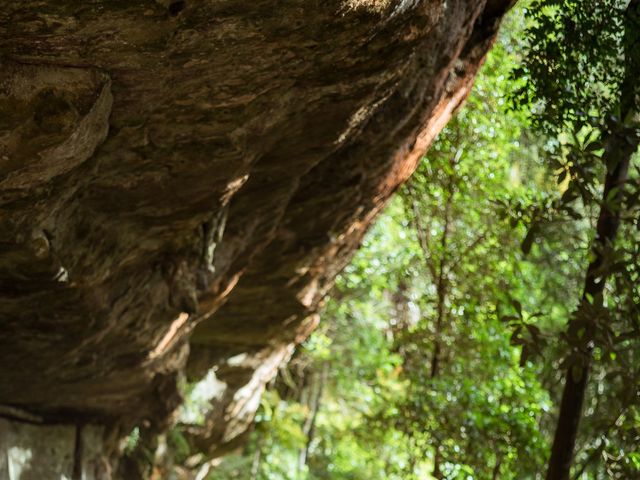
{"left": 0, "top": 0, "right": 511, "bottom": 476}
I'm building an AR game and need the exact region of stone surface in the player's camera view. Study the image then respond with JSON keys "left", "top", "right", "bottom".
{"left": 0, "top": 419, "right": 108, "bottom": 479}
{"left": 0, "top": 0, "right": 512, "bottom": 472}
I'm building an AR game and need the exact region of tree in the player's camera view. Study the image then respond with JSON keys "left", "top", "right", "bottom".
{"left": 513, "top": 1, "right": 640, "bottom": 478}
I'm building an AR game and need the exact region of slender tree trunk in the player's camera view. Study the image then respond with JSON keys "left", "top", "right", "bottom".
{"left": 250, "top": 432, "right": 263, "bottom": 480}
{"left": 432, "top": 448, "right": 442, "bottom": 479}
{"left": 406, "top": 436, "right": 418, "bottom": 479}
{"left": 297, "top": 362, "right": 328, "bottom": 477}
{"left": 405, "top": 160, "right": 454, "bottom": 479}
{"left": 546, "top": 4, "right": 640, "bottom": 477}
{"left": 430, "top": 271, "right": 447, "bottom": 379}
{"left": 430, "top": 157, "right": 456, "bottom": 480}
{"left": 430, "top": 269, "right": 447, "bottom": 480}
{"left": 492, "top": 457, "right": 502, "bottom": 480}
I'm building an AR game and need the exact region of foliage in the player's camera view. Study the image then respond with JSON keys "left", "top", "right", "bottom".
{"left": 512, "top": 0, "right": 640, "bottom": 478}
{"left": 510, "top": 0, "right": 627, "bottom": 134}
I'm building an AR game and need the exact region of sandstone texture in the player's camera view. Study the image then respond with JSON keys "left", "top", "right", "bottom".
{"left": 0, "top": 0, "right": 511, "bottom": 475}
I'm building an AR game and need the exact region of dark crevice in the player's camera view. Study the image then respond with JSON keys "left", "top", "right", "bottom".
{"left": 168, "top": 0, "right": 186, "bottom": 16}
{"left": 72, "top": 423, "right": 84, "bottom": 480}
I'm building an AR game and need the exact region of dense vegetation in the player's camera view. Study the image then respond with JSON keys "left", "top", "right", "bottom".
{"left": 167, "top": 2, "right": 640, "bottom": 479}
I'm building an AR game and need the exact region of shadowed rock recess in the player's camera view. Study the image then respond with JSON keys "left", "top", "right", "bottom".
{"left": 0, "top": 0, "right": 511, "bottom": 477}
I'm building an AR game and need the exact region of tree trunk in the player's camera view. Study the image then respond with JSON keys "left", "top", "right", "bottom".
{"left": 298, "top": 362, "right": 328, "bottom": 476}
{"left": 432, "top": 449, "right": 443, "bottom": 480}
{"left": 250, "top": 431, "right": 264, "bottom": 480}
{"left": 429, "top": 154, "right": 457, "bottom": 479}
{"left": 492, "top": 457, "right": 502, "bottom": 480}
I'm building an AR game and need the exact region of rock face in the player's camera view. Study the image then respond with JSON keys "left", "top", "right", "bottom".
{"left": 0, "top": 0, "right": 511, "bottom": 476}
